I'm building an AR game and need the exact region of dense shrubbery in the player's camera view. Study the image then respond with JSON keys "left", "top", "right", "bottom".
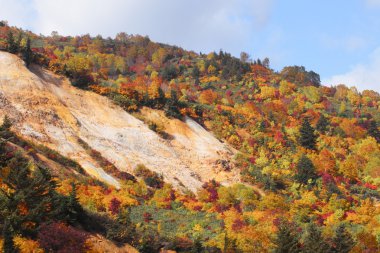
{"left": 134, "top": 164, "right": 164, "bottom": 189}
{"left": 37, "top": 222, "right": 89, "bottom": 253}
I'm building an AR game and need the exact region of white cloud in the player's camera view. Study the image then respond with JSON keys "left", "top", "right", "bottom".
{"left": 320, "top": 34, "right": 367, "bottom": 52}
{"left": 366, "top": 0, "right": 380, "bottom": 7}
{"left": 0, "top": 0, "right": 274, "bottom": 56}
{"left": 27, "top": 0, "right": 273, "bottom": 56}
{"left": 0, "top": 0, "right": 36, "bottom": 29}
{"left": 323, "top": 47, "right": 380, "bottom": 92}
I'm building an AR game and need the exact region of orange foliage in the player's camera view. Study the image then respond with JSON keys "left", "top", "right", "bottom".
{"left": 314, "top": 149, "right": 336, "bottom": 174}
{"left": 199, "top": 89, "right": 218, "bottom": 105}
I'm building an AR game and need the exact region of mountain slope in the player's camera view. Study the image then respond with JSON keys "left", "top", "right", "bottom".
{"left": 0, "top": 51, "right": 237, "bottom": 192}
{"left": 1, "top": 23, "right": 380, "bottom": 252}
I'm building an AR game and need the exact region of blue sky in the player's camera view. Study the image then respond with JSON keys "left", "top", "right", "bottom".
{"left": 1, "top": 0, "right": 380, "bottom": 92}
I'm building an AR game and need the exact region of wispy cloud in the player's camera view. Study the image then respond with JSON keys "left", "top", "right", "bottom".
{"left": 0, "top": 0, "right": 36, "bottom": 30}
{"left": 28, "top": 0, "right": 274, "bottom": 56}
{"left": 0, "top": 0, "right": 274, "bottom": 56}
{"left": 320, "top": 34, "right": 367, "bottom": 52}
{"left": 323, "top": 47, "right": 380, "bottom": 92}
{"left": 366, "top": 0, "right": 380, "bottom": 7}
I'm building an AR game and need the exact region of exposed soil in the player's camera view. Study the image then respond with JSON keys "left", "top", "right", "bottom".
{"left": 0, "top": 52, "right": 240, "bottom": 192}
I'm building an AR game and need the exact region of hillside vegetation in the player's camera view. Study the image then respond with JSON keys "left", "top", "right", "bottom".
{"left": 0, "top": 21, "right": 380, "bottom": 252}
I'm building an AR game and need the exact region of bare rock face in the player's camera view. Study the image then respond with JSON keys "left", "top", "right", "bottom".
{"left": 0, "top": 52, "right": 239, "bottom": 192}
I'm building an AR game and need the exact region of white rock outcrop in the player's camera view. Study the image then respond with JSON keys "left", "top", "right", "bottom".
{"left": 0, "top": 52, "right": 239, "bottom": 191}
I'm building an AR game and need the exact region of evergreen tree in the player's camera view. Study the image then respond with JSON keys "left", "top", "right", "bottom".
{"left": 258, "top": 120, "right": 267, "bottom": 132}
{"left": 273, "top": 221, "right": 301, "bottom": 253}
{"left": 156, "top": 87, "right": 166, "bottom": 108}
{"left": 164, "top": 90, "right": 181, "bottom": 119}
{"left": 190, "top": 237, "right": 204, "bottom": 253}
{"left": 106, "top": 209, "right": 136, "bottom": 244}
{"left": 137, "top": 226, "right": 161, "bottom": 253}
{"left": 192, "top": 65, "right": 200, "bottom": 79}
{"left": 316, "top": 114, "right": 329, "bottom": 134}
{"left": 0, "top": 116, "right": 12, "bottom": 166}
{"left": 0, "top": 138, "right": 7, "bottom": 167}
{"left": 15, "top": 33, "right": 22, "bottom": 53}
{"left": 223, "top": 236, "right": 239, "bottom": 253}
{"left": 0, "top": 115, "right": 12, "bottom": 132}
{"left": 6, "top": 31, "right": 17, "bottom": 54}
{"left": 299, "top": 118, "right": 318, "bottom": 150}
{"left": 368, "top": 120, "right": 380, "bottom": 143}
{"left": 294, "top": 155, "right": 318, "bottom": 186}
{"left": 23, "top": 37, "right": 33, "bottom": 67}
{"left": 331, "top": 224, "right": 355, "bottom": 253}
{"left": 302, "top": 223, "right": 331, "bottom": 253}
{"left": 0, "top": 154, "right": 60, "bottom": 236}
{"left": 2, "top": 218, "right": 19, "bottom": 253}
{"left": 0, "top": 115, "right": 13, "bottom": 142}
{"left": 59, "top": 182, "right": 84, "bottom": 225}
{"left": 161, "top": 64, "right": 178, "bottom": 81}
{"left": 263, "top": 57, "right": 270, "bottom": 69}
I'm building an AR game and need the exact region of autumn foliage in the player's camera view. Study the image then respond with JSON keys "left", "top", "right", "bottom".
{"left": 1, "top": 21, "right": 380, "bottom": 252}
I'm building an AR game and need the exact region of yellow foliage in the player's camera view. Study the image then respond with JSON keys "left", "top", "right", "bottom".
{"left": 347, "top": 199, "right": 379, "bottom": 225}
{"left": 347, "top": 87, "right": 361, "bottom": 106}
{"left": 259, "top": 86, "right": 277, "bottom": 100}
{"left": 257, "top": 193, "right": 287, "bottom": 211}
{"left": 152, "top": 48, "right": 167, "bottom": 67}
{"left": 150, "top": 184, "right": 176, "bottom": 208}
{"left": 339, "top": 154, "right": 366, "bottom": 180}
{"left": 279, "top": 80, "right": 296, "bottom": 95}
{"left": 150, "top": 70, "right": 159, "bottom": 79}
{"left": 324, "top": 209, "right": 345, "bottom": 226}
{"left": 13, "top": 237, "right": 44, "bottom": 253}
{"left": 65, "top": 54, "right": 90, "bottom": 75}
{"left": 352, "top": 137, "right": 380, "bottom": 161}
{"left": 207, "top": 65, "right": 217, "bottom": 75}
{"left": 200, "top": 75, "right": 219, "bottom": 83}
{"left": 207, "top": 52, "right": 216, "bottom": 60}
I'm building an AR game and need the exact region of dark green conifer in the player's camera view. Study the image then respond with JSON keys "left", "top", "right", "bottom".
{"left": 2, "top": 218, "right": 19, "bottom": 253}
{"left": 157, "top": 87, "right": 166, "bottom": 108}
{"left": 331, "top": 224, "right": 355, "bottom": 253}
{"left": 15, "top": 33, "right": 22, "bottom": 53}
{"left": 0, "top": 154, "right": 60, "bottom": 235}
{"left": 192, "top": 65, "right": 200, "bottom": 79}
{"left": 0, "top": 115, "right": 12, "bottom": 131}
{"left": 316, "top": 114, "right": 329, "bottom": 134}
{"left": 258, "top": 120, "right": 267, "bottom": 132}
{"left": 368, "top": 120, "right": 380, "bottom": 143}
{"left": 0, "top": 138, "right": 7, "bottom": 167}
{"left": 164, "top": 90, "right": 181, "bottom": 119}
{"left": 294, "top": 155, "right": 318, "bottom": 185}
{"left": 66, "top": 182, "right": 84, "bottom": 224}
{"left": 273, "top": 221, "right": 301, "bottom": 253}
{"left": 191, "top": 237, "right": 204, "bottom": 253}
{"left": 302, "top": 223, "right": 331, "bottom": 253}
{"left": 6, "top": 31, "right": 17, "bottom": 54}
{"left": 0, "top": 115, "right": 13, "bottom": 143}
{"left": 299, "top": 118, "right": 318, "bottom": 150}
{"left": 23, "top": 37, "right": 33, "bottom": 67}
{"left": 106, "top": 209, "right": 135, "bottom": 244}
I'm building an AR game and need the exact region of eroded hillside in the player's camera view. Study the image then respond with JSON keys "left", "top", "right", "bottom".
{"left": 0, "top": 52, "right": 238, "bottom": 192}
